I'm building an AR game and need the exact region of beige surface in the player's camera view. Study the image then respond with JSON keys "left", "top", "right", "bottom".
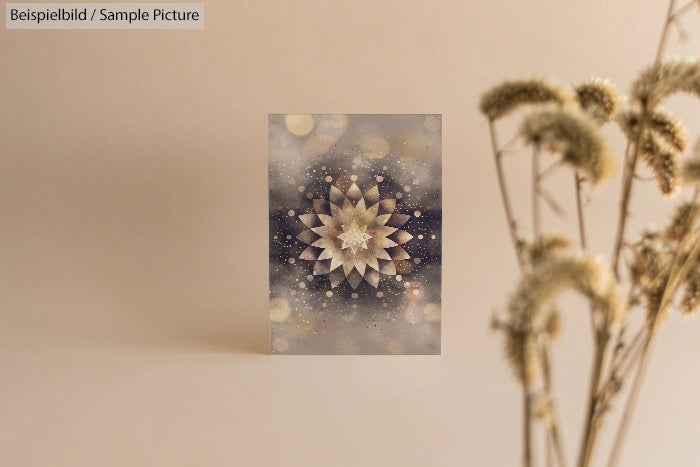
{"left": 1, "top": 1, "right": 700, "bottom": 465}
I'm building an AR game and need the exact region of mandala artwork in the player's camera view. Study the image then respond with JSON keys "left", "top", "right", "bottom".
{"left": 269, "top": 114, "right": 441, "bottom": 354}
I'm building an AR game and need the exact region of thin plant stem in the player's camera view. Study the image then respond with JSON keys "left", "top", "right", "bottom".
{"left": 607, "top": 229, "right": 700, "bottom": 467}
{"left": 577, "top": 330, "right": 610, "bottom": 467}
{"left": 533, "top": 147, "right": 542, "bottom": 236}
{"left": 489, "top": 121, "right": 524, "bottom": 268}
{"left": 574, "top": 172, "right": 587, "bottom": 250}
{"left": 540, "top": 341, "right": 567, "bottom": 467}
{"left": 524, "top": 389, "right": 533, "bottom": 467}
{"left": 656, "top": 0, "right": 678, "bottom": 64}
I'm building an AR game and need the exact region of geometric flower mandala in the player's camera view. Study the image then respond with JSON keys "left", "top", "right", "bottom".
{"left": 297, "top": 182, "right": 413, "bottom": 289}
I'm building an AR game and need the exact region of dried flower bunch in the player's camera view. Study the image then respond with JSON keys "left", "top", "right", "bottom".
{"left": 481, "top": 2, "right": 700, "bottom": 466}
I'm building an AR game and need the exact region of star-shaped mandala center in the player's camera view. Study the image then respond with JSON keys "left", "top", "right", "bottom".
{"left": 337, "top": 220, "right": 373, "bottom": 254}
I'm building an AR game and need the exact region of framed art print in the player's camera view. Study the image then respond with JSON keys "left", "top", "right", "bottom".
{"left": 268, "top": 114, "right": 442, "bottom": 354}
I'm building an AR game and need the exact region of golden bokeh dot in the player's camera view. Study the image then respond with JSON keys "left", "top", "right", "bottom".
{"left": 306, "top": 192, "right": 314, "bottom": 199}
{"left": 297, "top": 185, "right": 305, "bottom": 192}
{"left": 414, "top": 258, "right": 421, "bottom": 264}
{"left": 351, "top": 292, "right": 358, "bottom": 299}
{"left": 270, "top": 298, "right": 291, "bottom": 323}
{"left": 424, "top": 303, "right": 441, "bottom": 323}
{"left": 326, "top": 291, "right": 333, "bottom": 297}
{"left": 351, "top": 175, "right": 358, "bottom": 181}
{"left": 431, "top": 234, "right": 437, "bottom": 239}
{"left": 285, "top": 114, "right": 315, "bottom": 136}
{"left": 396, "top": 275, "right": 402, "bottom": 281}
{"left": 376, "top": 291, "right": 384, "bottom": 298}
{"left": 272, "top": 337, "right": 289, "bottom": 352}
{"left": 414, "top": 211, "right": 421, "bottom": 217}
{"left": 299, "top": 282, "right": 306, "bottom": 288}
{"left": 376, "top": 175, "right": 384, "bottom": 182}
{"left": 386, "top": 338, "right": 405, "bottom": 354}
{"left": 287, "top": 210, "right": 295, "bottom": 216}
{"left": 325, "top": 176, "right": 333, "bottom": 182}
{"left": 418, "top": 234, "right": 424, "bottom": 239}
{"left": 424, "top": 115, "right": 441, "bottom": 132}
{"left": 288, "top": 258, "right": 295, "bottom": 264}
{"left": 396, "top": 192, "right": 403, "bottom": 199}
{"left": 288, "top": 179, "right": 296, "bottom": 186}
{"left": 361, "top": 136, "right": 390, "bottom": 159}
{"left": 404, "top": 309, "right": 421, "bottom": 324}
{"left": 404, "top": 186, "right": 411, "bottom": 192}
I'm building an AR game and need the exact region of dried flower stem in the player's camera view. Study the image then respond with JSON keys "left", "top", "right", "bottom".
{"left": 524, "top": 390, "right": 533, "bottom": 467}
{"left": 607, "top": 219, "right": 700, "bottom": 467}
{"left": 577, "top": 330, "right": 610, "bottom": 467}
{"left": 489, "top": 121, "right": 524, "bottom": 267}
{"left": 656, "top": 0, "right": 678, "bottom": 65}
{"left": 540, "top": 341, "right": 567, "bottom": 467}
{"left": 533, "top": 148, "right": 542, "bottom": 236}
{"left": 574, "top": 172, "right": 587, "bottom": 249}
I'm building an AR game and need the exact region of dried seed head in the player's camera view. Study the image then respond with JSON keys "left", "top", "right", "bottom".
{"left": 520, "top": 106, "right": 616, "bottom": 184}
{"left": 630, "top": 230, "right": 675, "bottom": 289}
{"left": 505, "top": 253, "right": 622, "bottom": 385}
{"left": 666, "top": 201, "right": 700, "bottom": 240}
{"left": 632, "top": 59, "right": 700, "bottom": 109}
{"left": 480, "top": 79, "right": 572, "bottom": 121}
{"left": 648, "top": 109, "right": 688, "bottom": 153}
{"left": 575, "top": 78, "right": 621, "bottom": 123}
{"left": 683, "top": 159, "right": 700, "bottom": 185}
{"left": 640, "top": 134, "right": 680, "bottom": 197}
{"left": 681, "top": 268, "right": 700, "bottom": 317}
{"left": 523, "top": 233, "right": 572, "bottom": 266}
{"left": 617, "top": 106, "right": 687, "bottom": 152}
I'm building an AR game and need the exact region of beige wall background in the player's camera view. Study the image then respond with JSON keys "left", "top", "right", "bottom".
{"left": 2, "top": 0, "right": 700, "bottom": 465}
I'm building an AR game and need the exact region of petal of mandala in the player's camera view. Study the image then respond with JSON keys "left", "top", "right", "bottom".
{"left": 347, "top": 269, "right": 363, "bottom": 289}
{"left": 330, "top": 203, "right": 343, "bottom": 218}
{"left": 299, "top": 246, "right": 320, "bottom": 261}
{"left": 391, "top": 229, "right": 414, "bottom": 245}
{"left": 375, "top": 214, "right": 392, "bottom": 226}
{"left": 312, "top": 225, "right": 340, "bottom": 238}
{"left": 378, "top": 259, "right": 396, "bottom": 275}
{"left": 365, "top": 255, "right": 379, "bottom": 272}
{"left": 376, "top": 248, "right": 392, "bottom": 261}
{"left": 378, "top": 199, "right": 396, "bottom": 215}
{"left": 299, "top": 213, "right": 322, "bottom": 228}
{"left": 353, "top": 261, "right": 367, "bottom": 276}
{"left": 358, "top": 203, "right": 378, "bottom": 224}
{"left": 317, "top": 248, "right": 333, "bottom": 260}
{"left": 355, "top": 197, "right": 366, "bottom": 212}
{"left": 385, "top": 213, "right": 411, "bottom": 228}
{"left": 313, "top": 199, "right": 331, "bottom": 215}
{"left": 330, "top": 256, "right": 344, "bottom": 272}
{"left": 378, "top": 237, "right": 399, "bottom": 248}
{"left": 389, "top": 246, "right": 411, "bottom": 260}
{"left": 312, "top": 237, "right": 336, "bottom": 249}
{"left": 296, "top": 230, "right": 319, "bottom": 245}
{"left": 317, "top": 214, "right": 335, "bottom": 226}
{"left": 372, "top": 225, "right": 398, "bottom": 237}
{"left": 313, "top": 259, "right": 331, "bottom": 275}
{"left": 363, "top": 185, "right": 379, "bottom": 205}
{"left": 329, "top": 268, "right": 345, "bottom": 288}
{"left": 364, "top": 269, "right": 380, "bottom": 288}
{"left": 330, "top": 185, "right": 345, "bottom": 206}
{"left": 342, "top": 260, "right": 355, "bottom": 276}
{"left": 346, "top": 183, "right": 363, "bottom": 204}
